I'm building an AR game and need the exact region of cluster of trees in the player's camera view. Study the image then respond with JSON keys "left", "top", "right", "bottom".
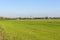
{"left": 0, "top": 17, "right": 60, "bottom": 20}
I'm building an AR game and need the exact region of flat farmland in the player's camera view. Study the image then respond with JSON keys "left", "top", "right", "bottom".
{"left": 0, "top": 20, "right": 60, "bottom": 40}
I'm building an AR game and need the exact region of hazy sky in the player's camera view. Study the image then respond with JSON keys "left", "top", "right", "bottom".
{"left": 0, "top": 0, "right": 60, "bottom": 17}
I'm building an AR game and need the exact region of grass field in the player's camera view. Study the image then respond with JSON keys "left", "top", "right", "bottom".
{"left": 0, "top": 20, "right": 60, "bottom": 40}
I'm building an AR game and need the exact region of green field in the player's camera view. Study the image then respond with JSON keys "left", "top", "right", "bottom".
{"left": 0, "top": 20, "right": 60, "bottom": 40}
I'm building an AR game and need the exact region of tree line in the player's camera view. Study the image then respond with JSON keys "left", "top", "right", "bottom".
{"left": 0, "top": 17, "right": 60, "bottom": 20}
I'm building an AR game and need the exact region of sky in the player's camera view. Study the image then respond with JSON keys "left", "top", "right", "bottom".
{"left": 0, "top": 0, "right": 60, "bottom": 18}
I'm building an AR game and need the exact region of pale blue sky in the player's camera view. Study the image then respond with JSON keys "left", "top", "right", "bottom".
{"left": 0, "top": 0, "right": 60, "bottom": 18}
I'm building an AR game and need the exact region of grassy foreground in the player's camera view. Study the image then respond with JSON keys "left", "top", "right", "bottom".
{"left": 0, "top": 20, "right": 60, "bottom": 40}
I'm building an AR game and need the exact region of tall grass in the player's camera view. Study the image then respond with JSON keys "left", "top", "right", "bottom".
{"left": 0, "top": 26, "right": 18, "bottom": 40}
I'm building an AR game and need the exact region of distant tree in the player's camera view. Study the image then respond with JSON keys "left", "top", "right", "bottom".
{"left": 0, "top": 17, "right": 4, "bottom": 20}
{"left": 45, "top": 16, "right": 48, "bottom": 19}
